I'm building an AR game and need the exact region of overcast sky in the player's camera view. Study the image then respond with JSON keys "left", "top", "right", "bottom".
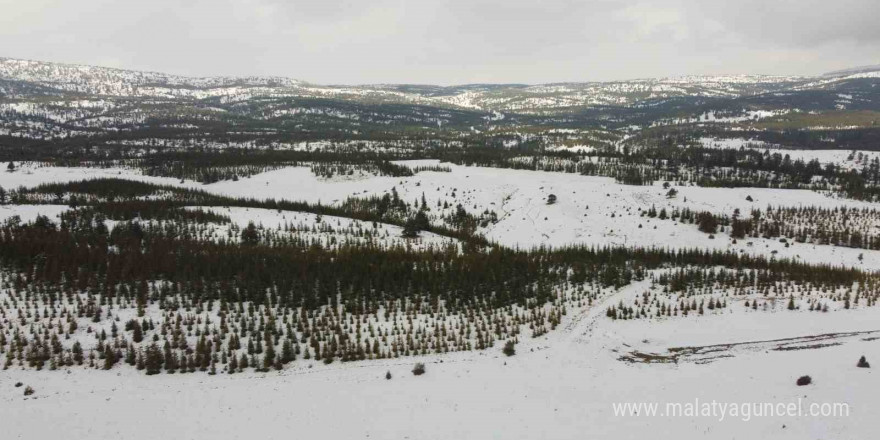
{"left": 1, "top": 0, "right": 878, "bottom": 85}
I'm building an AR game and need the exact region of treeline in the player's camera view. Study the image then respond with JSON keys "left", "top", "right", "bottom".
{"left": 309, "top": 161, "right": 444, "bottom": 179}
{"left": 3, "top": 178, "right": 489, "bottom": 247}
{"left": 0, "top": 213, "right": 871, "bottom": 310}
{"left": 608, "top": 265, "right": 879, "bottom": 321}
{"left": 648, "top": 204, "right": 880, "bottom": 250}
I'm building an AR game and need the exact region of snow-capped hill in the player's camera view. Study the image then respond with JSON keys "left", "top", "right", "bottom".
{"left": 1, "top": 57, "right": 878, "bottom": 141}
{"left": 822, "top": 65, "right": 880, "bottom": 77}
{"left": 427, "top": 75, "right": 811, "bottom": 113}
{"left": 0, "top": 57, "right": 830, "bottom": 107}
{"left": 0, "top": 57, "right": 306, "bottom": 98}
{"left": 0, "top": 57, "right": 477, "bottom": 108}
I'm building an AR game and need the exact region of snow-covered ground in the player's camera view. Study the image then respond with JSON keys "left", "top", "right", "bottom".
{"left": 3, "top": 280, "right": 877, "bottom": 440}
{"left": 3, "top": 56, "right": 880, "bottom": 440}
{"left": 3, "top": 161, "right": 880, "bottom": 268}
{"left": 0, "top": 203, "right": 68, "bottom": 223}
{"left": 699, "top": 138, "right": 880, "bottom": 171}
{"left": 204, "top": 206, "right": 460, "bottom": 250}
{"left": 2, "top": 161, "right": 880, "bottom": 439}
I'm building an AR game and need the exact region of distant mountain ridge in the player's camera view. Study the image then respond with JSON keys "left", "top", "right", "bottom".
{"left": 1, "top": 56, "right": 879, "bottom": 144}
{"left": 0, "top": 56, "right": 852, "bottom": 113}
{"left": 823, "top": 65, "right": 880, "bottom": 77}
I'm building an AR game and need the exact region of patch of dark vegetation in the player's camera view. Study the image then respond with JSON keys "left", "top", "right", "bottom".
{"left": 503, "top": 340, "right": 516, "bottom": 357}
{"left": 773, "top": 343, "right": 843, "bottom": 351}
{"left": 412, "top": 363, "right": 426, "bottom": 376}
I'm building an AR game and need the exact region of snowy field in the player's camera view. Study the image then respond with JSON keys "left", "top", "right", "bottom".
{"left": 3, "top": 160, "right": 880, "bottom": 267}
{"left": 3, "top": 280, "right": 877, "bottom": 440}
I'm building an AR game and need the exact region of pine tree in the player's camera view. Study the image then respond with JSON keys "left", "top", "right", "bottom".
{"left": 72, "top": 341, "right": 84, "bottom": 365}
{"left": 502, "top": 340, "right": 516, "bottom": 356}
{"left": 163, "top": 342, "right": 176, "bottom": 373}
{"left": 103, "top": 345, "right": 117, "bottom": 370}
{"left": 145, "top": 343, "right": 163, "bottom": 375}
{"left": 228, "top": 353, "right": 238, "bottom": 373}
{"left": 281, "top": 338, "right": 294, "bottom": 364}
{"left": 132, "top": 324, "right": 144, "bottom": 343}
{"left": 125, "top": 344, "right": 136, "bottom": 365}
{"left": 241, "top": 222, "right": 259, "bottom": 245}
{"left": 263, "top": 333, "right": 275, "bottom": 371}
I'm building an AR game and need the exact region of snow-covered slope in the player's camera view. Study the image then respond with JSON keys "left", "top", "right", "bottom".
{"left": 0, "top": 57, "right": 853, "bottom": 112}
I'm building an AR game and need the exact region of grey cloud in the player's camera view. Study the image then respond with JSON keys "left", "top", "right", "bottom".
{"left": 0, "top": 0, "right": 877, "bottom": 84}
{"left": 685, "top": 0, "right": 880, "bottom": 47}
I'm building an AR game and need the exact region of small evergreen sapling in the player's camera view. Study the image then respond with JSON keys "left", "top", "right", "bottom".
{"left": 503, "top": 340, "right": 516, "bottom": 357}
{"left": 412, "top": 363, "right": 425, "bottom": 376}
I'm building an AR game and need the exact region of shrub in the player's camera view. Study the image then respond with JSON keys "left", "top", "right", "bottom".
{"left": 796, "top": 375, "right": 812, "bottom": 386}
{"left": 23, "top": 386, "right": 35, "bottom": 396}
{"left": 412, "top": 363, "right": 426, "bottom": 376}
{"left": 503, "top": 340, "right": 516, "bottom": 357}
{"left": 858, "top": 356, "right": 870, "bottom": 368}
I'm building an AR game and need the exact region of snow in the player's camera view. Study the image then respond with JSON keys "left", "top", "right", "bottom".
{"left": 0, "top": 165, "right": 191, "bottom": 190}
{"left": 2, "top": 279, "right": 877, "bottom": 440}
{"left": 699, "top": 137, "right": 771, "bottom": 149}
{"left": 200, "top": 206, "right": 460, "bottom": 250}
{"left": 0, "top": 204, "right": 68, "bottom": 223}
{"left": 2, "top": 160, "right": 880, "bottom": 439}
{"left": 3, "top": 56, "right": 880, "bottom": 439}
{"left": 698, "top": 139, "right": 880, "bottom": 170}
{"left": 4, "top": 161, "right": 880, "bottom": 268}
{"left": 375, "top": 162, "right": 880, "bottom": 268}
{"left": 0, "top": 57, "right": 822, "bottom": 115}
